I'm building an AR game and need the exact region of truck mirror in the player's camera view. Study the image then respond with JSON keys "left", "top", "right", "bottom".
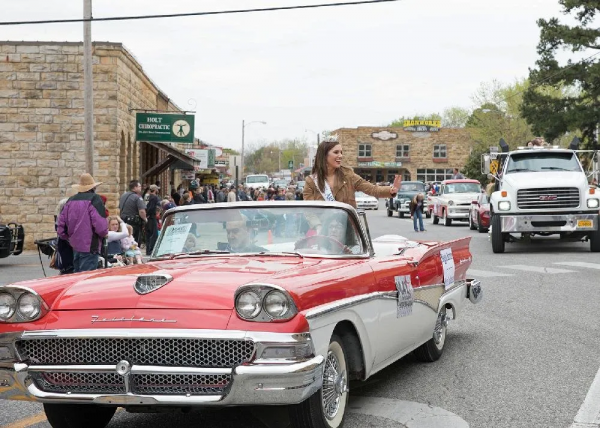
{"left": 483, "top": 155, "right": 491, "bottom": 174}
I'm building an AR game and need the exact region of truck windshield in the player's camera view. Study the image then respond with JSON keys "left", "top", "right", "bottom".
{"left": 506, "top": 152, "right": 581, "bottom": 174}
{"left": 246, "top": 175, "right": 269, "bottom": 184}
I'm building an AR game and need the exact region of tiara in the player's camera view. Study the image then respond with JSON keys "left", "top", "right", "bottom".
{"left": 322, "top": 134, "right": 339, "bottom": 143}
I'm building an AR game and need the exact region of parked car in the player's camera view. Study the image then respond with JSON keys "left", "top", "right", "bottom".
{"left": 355, "top": 191, "right": 379, "bottom": 210}
{"left": 386, "top": 181, "right": 429, "bottom": 218}
{"left": 428, "top": 179, "right": 483, "bottom": 226}
{"left": 0, "top": 201, "right": 482, "bottom": 428}
{"left": 273, "top": 179, "right": 288, "bottom": 189}
{"left": 469, "top": 191, "right": 491, "bottom": 233}
{"left": 0, "top": 222, "right": 24, "bottom": 259}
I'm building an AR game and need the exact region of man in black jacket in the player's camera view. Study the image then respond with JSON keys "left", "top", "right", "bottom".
{"left": 145, "top": 184, "right": 160, "bottom": 255}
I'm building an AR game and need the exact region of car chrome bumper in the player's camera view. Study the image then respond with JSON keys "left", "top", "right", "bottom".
{"left": 499, "top": 213, "right": 599, "bottom": 233}
{"left": 0, "top": 329, "right": 323, "bottom": 406}
{"left": 446, "top": 209, "right": 470, "bottom": 219}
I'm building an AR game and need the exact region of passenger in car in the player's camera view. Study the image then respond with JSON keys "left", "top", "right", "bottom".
{"left": 224, "top": 219, "right": 268, "bottom": 253}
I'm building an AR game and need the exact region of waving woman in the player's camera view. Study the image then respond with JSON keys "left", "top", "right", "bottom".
{"left": 303, "top": 137, "right": 397, "bottom": 208}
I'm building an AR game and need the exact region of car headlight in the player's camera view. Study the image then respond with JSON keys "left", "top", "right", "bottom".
{"left": 235, "top": 285, "right": 298, "bottom": 322}
{"left": 498, "top": 201, "right": 511, "bottom": 211}
{"left": 235, "top": 291, "right": 262, "bottom": 319}
{"left": 448, "top": 200, "right": 454, "bottom": 206}
{"left": 18, "top": 293, "right": 41, "bottom": 320}
{"left": 587, "top": 199, "right": 599, "bottom": 208}
{"left": 0, "top": 293, "right": 16, "bottom": 322}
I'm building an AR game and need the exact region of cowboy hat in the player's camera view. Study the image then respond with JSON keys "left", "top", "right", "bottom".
{"left": 72, "top": 173, "right": 103, "bottom": 192}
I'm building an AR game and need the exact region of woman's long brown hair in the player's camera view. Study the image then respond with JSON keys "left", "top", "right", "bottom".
{"left": 311, "top": 140, "right": 344, "bottom": 193}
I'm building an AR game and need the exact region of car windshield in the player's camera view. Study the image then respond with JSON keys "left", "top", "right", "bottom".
{"left": 505, "top": 152, "right": 581, "bottom": 174}
{"left": 153, "top": 206, "right": 365, "bottom": 258}
{"left": 444, "top": 183, "right": 481, "bottom": 194}
{"left": 400, "top": 182, "right": 425, "bottom": 192}
{"left": 246, "top": 175, "right": 269, "bottom": 184}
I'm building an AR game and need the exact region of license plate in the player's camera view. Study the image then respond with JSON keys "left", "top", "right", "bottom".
{"left": 577, "top": 220, "right": 593, "bottom": 228}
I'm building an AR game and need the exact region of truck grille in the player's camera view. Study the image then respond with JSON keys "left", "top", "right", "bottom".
{"left": 31, "top": 372, "right": 231, "bottom": 396}
{"left": 517, "top": 187, "right": 579, "bottom": 209}
{"left": 17, "top": 338, "right": 255, "bottom": 368}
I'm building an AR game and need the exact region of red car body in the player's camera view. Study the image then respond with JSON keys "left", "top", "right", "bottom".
{"left": 469, "top": 192, "right": 491, "bottom": 232}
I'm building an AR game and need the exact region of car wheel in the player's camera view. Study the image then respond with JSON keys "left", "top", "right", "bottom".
{"left": 432, "top": 213, "right": 439, "bottom": 225}
{"left": 399, "top": 211, "right": 404, "bottom": 218}
{"left": 426, "top": 212, "right": 431, "bottom": 219}
{"left": 414, "top": 306, "right": 447, "bottom": 362}
{"left": 469, "top": 212, "right": 476, "bottom": 230}
{"left": 590, "top": 226, "right": 600, "bottom": 252}
{"left": 44, "top": 404, "right": 116, "bottom": 428}
{"left": 443, "top": 210, "right": 452, "bottom": 226}
{"left": 491, "top": 214, "right": 505, "bottom": 253}
{"left": 289, "top": 335, "right": 349, "bottom": 428}
{"left": 477, "top": 214, "right": 488, "bottom": 233}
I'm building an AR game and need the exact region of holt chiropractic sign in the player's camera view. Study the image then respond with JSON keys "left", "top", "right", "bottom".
{"left": 136, "top": 113, "right": 195, "bottom": 144}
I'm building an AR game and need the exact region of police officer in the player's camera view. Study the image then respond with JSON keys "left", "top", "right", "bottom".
{"left": 119, "top": 180, "right": 147, "bottom": 244}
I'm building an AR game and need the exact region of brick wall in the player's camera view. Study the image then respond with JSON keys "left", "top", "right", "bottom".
{"left": 0, "top": 41, "right": 180, "bottom": 249}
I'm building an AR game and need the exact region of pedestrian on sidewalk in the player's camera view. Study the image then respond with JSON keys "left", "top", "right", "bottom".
{"left": 119, "top": 180, "right": 147, "bottom": 244}
{"left": 57, "top": 173, "right": 108, "bottom": 272}
{"left": 145, "top": 184, "right": 160, "bottom": 255}
{"left": 410, "top": 193, "right": 426, "bottom": 232}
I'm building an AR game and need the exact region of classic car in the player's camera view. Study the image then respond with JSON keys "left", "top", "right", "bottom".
{"left": 0, "top": 222, "right": 24, "bottom": 259}
{"left": 355, "top": 191, "right": 379, "bottom": 210}
{"left": 386, "top": 181, "right": 429, "bottom": 218}
{"left": 428, "top": 179, "right": 482, "bottom": 226}
{"left": 469, "top": 192, "right": 491, "bottom": 233}
{"left": 0, "top": 201, "right": 482, "bottom": 428}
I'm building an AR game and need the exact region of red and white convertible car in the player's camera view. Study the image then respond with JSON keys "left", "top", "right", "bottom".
{"left": 0, "top": 202, "right": 482, "bottom": 428}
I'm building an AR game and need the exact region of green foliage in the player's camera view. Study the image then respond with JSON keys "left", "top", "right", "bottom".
{"left": 244, "top": 139, "right": 308, "bottom": 175}
{"left": 442, "top": 107, "right": 470, "bottom": 128}
{"left": 521, "top": 2, "right": 600, "bottom": 148}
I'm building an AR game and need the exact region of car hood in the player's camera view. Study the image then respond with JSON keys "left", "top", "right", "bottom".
{"left": 502, "top": 171, "right": 586, "bottom": 190}
{"left": 444, "top": 193, "right": 481, "bottom": 204}
{"left": 51, "top": 257, "right": 349, "bottom": 311}
{"left": 356, "top": 196, "right": 377, "bottom": 202}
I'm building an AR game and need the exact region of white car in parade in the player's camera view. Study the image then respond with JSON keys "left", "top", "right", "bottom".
{"left": 428, "top": 179, "right": 483, "bottom": 226}
{"left": 355, "top": 191, "right": 379, "bottom": 210}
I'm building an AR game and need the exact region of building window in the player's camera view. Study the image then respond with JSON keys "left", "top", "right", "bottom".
{"left": 433, "top": 144, "right": 447, "bottom": 158}
{"left": 358, "top": 144, "right": 372, "bottom": 157}
{"left": 387, "top": 170, "right": 399, "bottom": 183}
{"left": 396, "top": 144, "right": 410, "bottom": 158}
{"left": 416, "top": 168, "right": 454, "bottom": 183}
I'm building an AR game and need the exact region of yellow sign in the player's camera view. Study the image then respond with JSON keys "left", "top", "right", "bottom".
{"left": 489, "top": 160, "right": 499, "bottom": 175}
{"left": 403, "top": 120, "right": 442, "bottom": 128}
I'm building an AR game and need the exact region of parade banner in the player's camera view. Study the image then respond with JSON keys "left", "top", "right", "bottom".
{"left": 136, "top": 113, "right": 195, "bottom": 144}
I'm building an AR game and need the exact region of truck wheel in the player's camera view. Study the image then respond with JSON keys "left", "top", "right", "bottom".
{"left": 491, "top": 214, "right": 505, "bottom": 253}
{"left": 289, "top": 335, "right": 349, "bottom": 428}
{"left": 44, "top": 404, "right": 116, "bottom": 428}
{"left": 443, "top": 210, "right": 452, "bottom": 226}
{"left": 590, "top": 227, "right": 600, "bottom": 252}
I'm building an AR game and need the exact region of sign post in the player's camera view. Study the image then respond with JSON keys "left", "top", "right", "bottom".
{"left": 288, "top": 160, "right": 294, "bottom": 169}
{"left": 136, "top": 113, "right": 195, "bottom": 144}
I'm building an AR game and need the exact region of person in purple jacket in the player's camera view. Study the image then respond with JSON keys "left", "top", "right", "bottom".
{"left": 57, "top": 173, "right": 109, "bottom": 273}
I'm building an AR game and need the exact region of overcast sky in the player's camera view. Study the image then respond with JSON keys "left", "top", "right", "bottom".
{"left": 2, "top": 0, "right": 567, "bottom": 151}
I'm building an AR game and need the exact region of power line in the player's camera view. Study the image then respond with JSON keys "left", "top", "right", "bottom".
{"left": 0, "top": 0, "right": 403, "bottom": 26}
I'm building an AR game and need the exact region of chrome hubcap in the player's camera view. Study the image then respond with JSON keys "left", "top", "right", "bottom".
{"left": 322, "top": 350, "right": 346, "bottom": 420}
{"left": 433, "top": 311, "right": 447, "bottom": 345}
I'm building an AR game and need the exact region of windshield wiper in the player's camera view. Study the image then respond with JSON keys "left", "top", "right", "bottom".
{"left": 507, "top": 168, "right": 533, "bottom": 173}
{"left": 541, "top": 167, "right": 573, "bottom": 171}
{"left": 257, "top": 251, "right": 304, "bottom": 258}
{"left": 154, "top": 250, "right": 231, "bottom": 260}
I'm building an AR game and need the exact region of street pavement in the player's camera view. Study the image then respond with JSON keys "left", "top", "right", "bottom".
{"left": 1, "top": 199, "right": 599, "bottom": 428}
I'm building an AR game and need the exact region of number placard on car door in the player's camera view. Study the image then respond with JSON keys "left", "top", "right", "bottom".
{"left": 440, "top": 248, "right": 455, "bottom": 290}
{"left": 395, "top": 275, "right": 414, "bottom": 318}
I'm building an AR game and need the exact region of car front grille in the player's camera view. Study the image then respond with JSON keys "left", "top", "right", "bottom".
{"left": 517, "top": 187, "right": 580, "bottom": 209}
{"left": 17, "top": 338, "right": 255, "bottom": 368}
{"left": 30, "top": 372, "right": 231, "bottom": 396}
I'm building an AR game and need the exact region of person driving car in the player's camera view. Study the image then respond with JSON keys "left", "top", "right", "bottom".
{"left": 224, "top": 219, "right": 267, "bottom": 253}
{"left": 296, "top": 213, "right": 361, "bottom": 255}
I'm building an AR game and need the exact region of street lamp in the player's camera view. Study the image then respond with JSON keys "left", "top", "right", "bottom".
{"left": 241, "top": 120, "right": 266, "bottom": 183}
{"left": 304, "top": 129, "right": 320, "bottom": 168}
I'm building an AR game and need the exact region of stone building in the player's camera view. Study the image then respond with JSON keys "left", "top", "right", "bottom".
{"left": 332, "top": 126, "right": 473, "bottom": 183}
{"left": 0, "top": 41, "right": 197, "bottom": 249}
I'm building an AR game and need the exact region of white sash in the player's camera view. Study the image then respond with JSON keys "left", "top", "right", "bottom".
{"left": 311, "top": 174, "right": 335, "bottom": 202}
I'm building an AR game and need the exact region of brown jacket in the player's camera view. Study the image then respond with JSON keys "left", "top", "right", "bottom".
{"left": 303, "top": 166, "right": 393, "bottom": 208}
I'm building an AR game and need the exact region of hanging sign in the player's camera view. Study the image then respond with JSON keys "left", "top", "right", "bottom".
{"left": 136, "top": 113, "right": 195, "bottom": 144}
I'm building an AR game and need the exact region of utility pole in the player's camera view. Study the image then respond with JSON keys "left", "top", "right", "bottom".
{"left": 83, "top": 0, "right": 94, "bottom": 174}
{"left": 240, "top": 120, "right": 245, "bottom": 183}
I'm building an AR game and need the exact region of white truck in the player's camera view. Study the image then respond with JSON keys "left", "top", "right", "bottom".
{"left": 485, "top": 143, "right": 599, "bottom": 253}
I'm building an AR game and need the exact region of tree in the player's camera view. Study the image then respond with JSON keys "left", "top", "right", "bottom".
{"left": 442, "top": 107, "right": 470, "bottom": 128}
{"left": 521, "top": 2, "right": 600, "bottom": 148}
{"left": 244, "top": 139, "right": 308, "bottom": 175}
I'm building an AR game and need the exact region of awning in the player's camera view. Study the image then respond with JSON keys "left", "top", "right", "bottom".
{"left": 141, "top": 142, "right": 200, "bottom": 179}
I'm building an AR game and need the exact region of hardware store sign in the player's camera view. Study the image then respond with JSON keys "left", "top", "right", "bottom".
{"left": 403, "top": 119, "right": 441, "bottom": 132}
{"left": 136, "top": 113, "right": 195, "bottom": 144}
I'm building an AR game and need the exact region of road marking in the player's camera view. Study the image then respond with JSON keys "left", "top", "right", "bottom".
{"left": 554, "top": 262, "right": 600, "bottom": 271}
{"left": 349, "top": 396, "right": 469, "bottom": 427}
{"left": 499, "top": 265, "right": 575, "bottom": 274}
{"left": 570, "top": 365, "right": 600, "bottom": 427}
{"left": 467, "top": 268, "right": 513, "bottom": 278}
{"left": 2, "top": 413, "right": 47, "bottom": 428}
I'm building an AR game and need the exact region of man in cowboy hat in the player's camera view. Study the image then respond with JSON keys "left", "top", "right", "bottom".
{"left": 57, "top": 173, "right": 108, "bottom": 273}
